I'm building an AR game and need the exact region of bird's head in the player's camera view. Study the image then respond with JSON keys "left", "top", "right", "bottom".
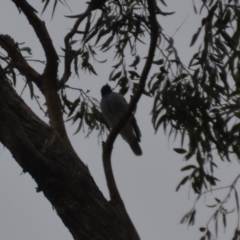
{"left": 101, "top": 84, "right": 112, "bottom": 97}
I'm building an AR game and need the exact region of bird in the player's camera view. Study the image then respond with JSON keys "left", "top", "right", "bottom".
{"left": 100, "top": 84, "right": 142, "bottom": 156}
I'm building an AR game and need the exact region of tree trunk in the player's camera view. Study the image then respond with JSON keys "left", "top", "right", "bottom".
{"left": 0, "top": 75, "right": 131, "bottom": 240}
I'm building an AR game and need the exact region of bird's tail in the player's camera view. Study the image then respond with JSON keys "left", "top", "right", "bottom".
{"left": 130, "top": 141, "right": 142, "bottom": 156}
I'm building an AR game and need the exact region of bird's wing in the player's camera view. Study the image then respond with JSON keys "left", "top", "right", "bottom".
{"left": 111, "top": 94, "right": 141, "bottom": 142}
{"left": 108, "top": 92, "right": 128, "bottom": 115}
{"left": 101, "top": 92, "right": 128, "bottom": 126}
{"left": 101, "top": 92, "right": 141, "bottom": 141}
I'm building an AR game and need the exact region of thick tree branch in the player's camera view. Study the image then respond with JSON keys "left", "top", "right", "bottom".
{"left": 11, "top": 0, "right": 58, "bottom": 78}
{"left": 10, "top": 0, "right": 74, "bottom": 150}
{"left": 102, "top": 0, "right": 159, "bottom": 238}
{"left": 0, "top": 75, "right": 131, "bottom": 240}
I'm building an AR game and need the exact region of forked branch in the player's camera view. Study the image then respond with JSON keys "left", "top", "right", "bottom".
{"left": 102, "top": 0, "right": 160, "bottom": 239}
{"left": 9, "top": 0, "right": 73, "bottom": 150}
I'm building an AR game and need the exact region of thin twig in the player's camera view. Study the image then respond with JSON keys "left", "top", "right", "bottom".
{"left": 206, "top": 174, "right": 240, "bottom": 228}
{"left": 59, "top": 6, "right": 93, "bottom": 88}
{"left": 58, "top": 0, "right": 108, "bottom": 89}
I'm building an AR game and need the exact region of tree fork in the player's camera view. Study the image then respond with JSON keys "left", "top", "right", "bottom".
{"left": 0, "top": 76, "right": 132, "bottom": 240}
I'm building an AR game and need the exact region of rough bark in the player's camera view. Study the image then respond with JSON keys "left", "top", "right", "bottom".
{"left": 0, "top": 1, "right": 157, "bottom": 239}
{"left": 0, "top": 75, "right": 131, "bottom": 240}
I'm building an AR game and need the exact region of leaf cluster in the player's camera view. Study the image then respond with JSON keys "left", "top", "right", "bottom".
{"left": 151, "top": 0, "right": 240, "bottom": 194}
{"left": 60, "top": 86, "right": 109, "bottom": 137}
{"left": 57, "top": 0, "right": 169, "bottom": 137}
{"left": 65, "top": 0, "right": 165, "bottom": 94}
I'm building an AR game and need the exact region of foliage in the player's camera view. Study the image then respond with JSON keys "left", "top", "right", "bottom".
{"left": 150, "top": 1, "right": 240, "bottom": 238}
{"left": 152, "top": 0, "right": 240, "bottom": 193}
{"left": 1, "top": 0, "right": 240, "bottom": 239}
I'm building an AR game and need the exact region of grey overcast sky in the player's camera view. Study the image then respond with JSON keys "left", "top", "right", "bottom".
{"left": 0, "top": 1, "right": 239, "bottom": 240}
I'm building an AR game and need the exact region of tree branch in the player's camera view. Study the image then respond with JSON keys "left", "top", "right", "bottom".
{"left": 0, "top": 75, "right": 131, "bottom": 240}
{"left": 11, "top": 0, "right": 58, "bottom": 78}
{"left": 103, "top": 0, "right": 159, "bottom": 200}
{"left": 59, "top": 6, "right": 92, "bottom": 88}
{"left": 58, "top": 0, "right": 108, "bottom": 89}
{"left": 0, "top": 34, "right": 41, "bottom": 86}
{"left": 102, "top": 0, "right": 160, "bottom": 239}
{"left": 10, "top": 0, "right": 75, "bottom": 150}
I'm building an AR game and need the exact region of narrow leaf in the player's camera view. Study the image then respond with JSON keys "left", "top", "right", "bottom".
{"left": 190, "top": 27, "right": 202, "bottom": 47}
{"left": 176, "top": 176, "right": 189, "bottom": 191}
{"left": 174, "top": 148, "right": 187, "bottom": 154}
{"left": 181, "top": 165, "right": 197, "bottom": 171}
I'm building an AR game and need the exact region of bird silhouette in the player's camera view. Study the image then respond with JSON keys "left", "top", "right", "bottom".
{"left": 100, "top": 84, "right": 142, "bottom": 156}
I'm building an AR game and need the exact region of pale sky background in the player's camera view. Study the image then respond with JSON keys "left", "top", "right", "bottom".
{"left": 0, "top": 1, "right": 240, "bottom": 240}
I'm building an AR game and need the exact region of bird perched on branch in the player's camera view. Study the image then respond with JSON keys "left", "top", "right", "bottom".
{"left": 100, "top": 84, "right": 142, "bottom": 156}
